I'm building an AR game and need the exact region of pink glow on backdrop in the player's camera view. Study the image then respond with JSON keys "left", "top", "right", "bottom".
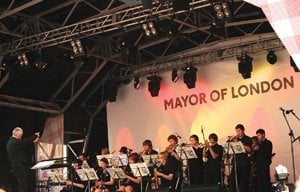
{"left": 114, "top": 127, "right": 134, "bottom": 153}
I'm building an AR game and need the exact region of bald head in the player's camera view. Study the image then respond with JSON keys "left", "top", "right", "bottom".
{"left": 12, "top": 127, "right": 23, "bottom": 139}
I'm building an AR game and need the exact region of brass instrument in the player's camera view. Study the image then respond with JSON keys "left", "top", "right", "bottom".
{"left": 201, "top": 126, "right": 208, "bottom": 162}
{"left": 151, "top": 163, "right": 161, "bottom": 189}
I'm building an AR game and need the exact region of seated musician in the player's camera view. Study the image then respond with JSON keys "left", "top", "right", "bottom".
{"left": 61, "top": 159, "right": 86, "bottom": 192}
{"left": 95, "top": 158, "right": 115, "bottom": 192}
{"left": 154, "top": 152, "right": 177, "bottom": 191}
{"left": 119, "top": 153, "right": 142, "bottom": 192}
{"left": 141, "top": 140, "right": 158, "bottom": 156}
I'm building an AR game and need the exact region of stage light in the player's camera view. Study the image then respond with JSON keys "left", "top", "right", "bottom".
{"left": 0, "top": 56, "right": 8, "bottom": 72}
{"left": 267, "top": 50, "right": 277, "bottom": 65}
{"left": 172, "top": 69, "right": 179, "bottom": 82}
{"left": 142, "top": 21, "right": 157, "bottom": 37}
{"left": 17, "top": 53, "right": 29, "bottom": 66}
{"left": 183, "top": 66, "right": 197, "bottom": 89}
{"left": 147, "top": 74, "right": 161, "bottom": 97}
{"left": 211, "top": 1, "right": 231, "bottom": 20}
{"left": 34, "top": 48, "right": 47, "bottom": 70}
{"left": 290, "top": 56, "right": 299, "bottom": 72}
{"left": 134, "top": 77, "right": 141, "bottom": 89}
{"left": 71, "top": 39, "right": 85, "bottom": 57}
{"left": 238, "top": 52, "right": 253, "bottom": 79}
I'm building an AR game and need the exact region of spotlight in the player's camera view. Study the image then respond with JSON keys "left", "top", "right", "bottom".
{"left": 290, "top": 56, "right": 299, "bottom": 72}
{"left": 71, "top": 39, "right": 85, "bottom": 57}
{"left": 238, "top": 53, "right": 253, "bottom": 79}
{"left": 147, "top": 74, "right": 161, "bottom": 97}
{"left": 34, "top": 48, "right": 47, "bottom": 70}
{"left": 211, "top": 1, "right": 231, "bottom": 20}
{"left": 183, "top": 66, "right": 197, "bottom": 89}
{"left": 142, "top": 21, "right": 157, "bottom": 37}
{"left": 105, "top": 82, "right": 119, "bottom": 102}
{"left": 17, "top": 53, "right": 29, "bottom": 66}
{"left": 134, "top": 77, "right": 141, "bottom": 89}
{"left": 172, "top": 69, "right": 179, "bottom": 82}
{"left": 267, "top": 50, "right": 277, "bottom": 65}
{"left": 0, "top": 56, "right": 8, "bottom": 72}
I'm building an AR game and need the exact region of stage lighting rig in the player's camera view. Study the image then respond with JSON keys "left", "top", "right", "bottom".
{"left": 172, "top": 69, "right": 179, "bottom": 82}
{"left": 134, "top": 77, "right": 141, "bottom": 89}
{"left": 238, "top": 52, "right": 253, "bottom": 79}
{"left": 17, "top": 53, "right": 29, "bottom": 66}
{"left": 267, "top": 50, "right": 277, "bottom": 65}
{"left": 211, "top": 0, "right": 231, "bottom": 20}
{"left": 183, "top": 66, "right": 197, "bottom": 89}
{"left": 71, "top": 39, "right": 85, "bottom": 57}
{"left": 0, "top": 56, "right": 8, "bottom": 72}
{"left": 142, "top": 21, "right": 157, "bottom": 37}
{"left": 34, "top": 48, "right": 47, "bottom": 70}
{"left": 290, "top": 56, "right": 299, "bottom": 72}
{"left": 147, "top": 74, "right": 161, "bottom": 97}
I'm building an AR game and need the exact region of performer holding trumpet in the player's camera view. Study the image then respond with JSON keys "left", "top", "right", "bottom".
{"left": 186, "top": 134, "right": 204, "bottom": 185}
{"left": 203, "top": 133, "right": 223, "bottom": 184}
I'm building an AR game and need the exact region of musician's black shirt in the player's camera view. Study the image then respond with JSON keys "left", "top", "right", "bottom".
{"left": 158, "top": 162, "right": 176, "bottom": 188}
{"left": 236, "top": 135, "right": 252, "bottom": 167}
{"left": 96, "top": 168, "right": 114, "bottom": 191}
{"left": 188, "top": 147, "right": 204, "bottom": 185}
{"left": 205, "top": 144, "right": 223, "bottom": 183}
{"left": 255, "top": 139, "right": 273, "bottom": 165}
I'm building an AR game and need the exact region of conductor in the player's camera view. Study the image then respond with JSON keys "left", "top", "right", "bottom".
{"left": 6, "top": 127, "right": 40, "bottom": 192}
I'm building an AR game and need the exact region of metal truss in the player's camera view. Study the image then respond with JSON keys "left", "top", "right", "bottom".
{"left": 114, "top": 33, "right": 284, "bottom": 79}
{"left": 0, "top": 0, "right": 211, "bottom": 55}
{"left": 0, "top": 94, "right": 60, "bottom": 114}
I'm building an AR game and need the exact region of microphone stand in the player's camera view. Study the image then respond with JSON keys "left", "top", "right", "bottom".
{"left": 280, "top": 109, "right": 298, "bottom": 183}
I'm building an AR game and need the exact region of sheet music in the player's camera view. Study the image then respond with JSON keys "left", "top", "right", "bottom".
{"left": 75, "top": 168, "right": 98, "bottom": 181}
{"left": 129, "top": 162, "right": 150, "bottom": 177}
{"left": 106, "top": 168, "right": 126, "bottom": 179}
{"left": 142, "top": 154, "right": 158, "bottom": 166}
{"left": 47, "top": 171, "right": 66, "bottom": 183}
{"left": 223, "top": 141, "right": 245, "bottom": 154}
{"left": 97, "top": 154, "right": 114, "bottom": 167}
{"left": 182, "top": 146, "right": 198, "bottom": 159}
{"left": 82, "top": 160, "right": 90, "bottom": 169}
{"left": 111, "top": 154, "right": 128, "bottom": 167}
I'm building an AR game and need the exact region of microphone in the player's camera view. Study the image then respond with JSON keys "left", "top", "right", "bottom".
{"left": 286, "top": 109, "right": 293, "bottom": 114}
{"left": 279, "top": 107, "right": 285, "bottom": 112}
{"left": 175, "top": 132, "right": 182, "bottom": 139}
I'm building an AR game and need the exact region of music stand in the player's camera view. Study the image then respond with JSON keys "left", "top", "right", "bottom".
{"left": 111, "top": 154, "right": 128, "bottom": 167}
{"left": 223, "top": 141, "right": 245, "bottom": 192}
{"left": 142, "top": 154, "right": 158, "bottom": 167}
{"left": 76, "top": 168, "right": 99, "bottom": 191}
{"left": 106, "top": 167, "right": 127, "bottom": 180}
{"left": 130, "top": 162, "right": 151, "bottom": 192}
{"left": 97, "top": 154, "right": 114, "bottom": 167}
{"left": 175, "top": 146, "right": 197, "bottom": 186}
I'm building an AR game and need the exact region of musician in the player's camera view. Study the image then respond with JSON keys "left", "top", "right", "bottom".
{"left": 6, "top": 127, "right": 39, "bottom": 192}
{"left": 154, "top": 152, "right": 177, "bottom": 191}
{"left": 230, "top": 124, "right": 252, "bottom": 192}
{"left": 62, "top": 159, "right": 86, "bottom": 192}
{"left": 166, "top": 135, "right": 182, "bottom": 191}
{"left": 95, "top": 158, "right": 115, "bottom": 192}
{"left": 187, "top": 134, "right": 204, "bottom": 185}
{"left": 203, "top": 133, "right": 223, "bottom": 184}
{"left": 253, "top": 129, "right": 273, "bottom": 192}
{"left": 142, "top": 139, "right": 158, "bottom": 155}
{"left": 101, "top": 147, "right": 110, "bottom": 155}
{"left": 119, "top": 146, "right": 132, "bottom": 156}
{"left": 119, "top": 153, "right": 141, "bottom": 192}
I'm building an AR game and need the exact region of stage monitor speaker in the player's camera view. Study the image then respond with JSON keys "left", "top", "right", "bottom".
{"left": 182, "top": 184, "right": 219, "bottom": 192}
